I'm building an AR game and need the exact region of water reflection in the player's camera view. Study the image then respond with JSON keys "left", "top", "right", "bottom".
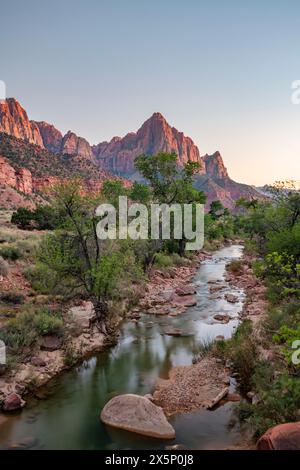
{"left": 0, "top": 245, "right": 245, "bottom": 450}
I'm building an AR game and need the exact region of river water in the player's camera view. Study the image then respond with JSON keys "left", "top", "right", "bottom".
{"left": 0, "top": 245, "right": 246, "bottom": 450}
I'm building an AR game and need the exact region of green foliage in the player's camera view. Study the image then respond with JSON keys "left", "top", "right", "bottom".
{"left": 223, "top": 321, "right": 258, "bottom": 392}
{"left": 245, "top": 374, "right": 300, "bottom": 436}
{"left": 11, "top": 205, "right": 61, "bottom": 231}
{"left": 0, "top": 246, "right": 22, "bottom": 260}
{"left": 153, "top": 252, "right": 174, "bottom": 268}
{"left": 0, "top": 308, "right": 63, "bottom": 354}
{"left": 11, "top": 207, "right": 33, "bottom": 229}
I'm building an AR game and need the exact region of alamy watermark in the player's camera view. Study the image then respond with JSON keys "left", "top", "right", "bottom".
{"left": 95, "top": 196, "right": 204, "bottom": 250}
{"left": 0, "top": 80, "right": 6, "bottom": 102}
{"left": 291, "top": 80, "right": 300, "bottom": 104}
{"left": 0, "top": 340, "right": 6, "bottom": 365}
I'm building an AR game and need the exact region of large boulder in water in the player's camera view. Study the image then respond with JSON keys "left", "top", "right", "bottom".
{"left": 100, "top": 394, "right": 175, "bottom": 439}
{"left": 257, "top": 422, "right": 300, "bottom": 450}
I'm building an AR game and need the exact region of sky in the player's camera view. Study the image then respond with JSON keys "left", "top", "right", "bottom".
{"left": 0, "top": 0, "right": 300, "bottom": 185}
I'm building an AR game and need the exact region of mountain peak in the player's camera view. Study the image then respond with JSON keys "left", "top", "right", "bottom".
{"left": 203, "top": 152, "right": 229, "bottom": 179}
{"left": 94, "top": 113, "right": 201, "bottom": 176}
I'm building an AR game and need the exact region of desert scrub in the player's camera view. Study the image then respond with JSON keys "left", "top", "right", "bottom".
{"left": 227, "top": 259, "right": 244, "bottom": 275}
{"left": 0, "top": 307, "right": 63, "bottom": 355}
{"left": 0, "top": 292, "right": 25, "bottom": 304}
{"left": 153, "top": 252, "right": 174, "bottom": 268}
{"left": 215, "top": 320, "right": 258, "bottom": 392}
{"left": 63, "top": 343, "right": 80, "bottom": 367}
{"left": 0, "top": 246, "right": 22, "bottom": 260}
{"left": 0, "top": 256, "right": 9, "bottom": 277}
{"left": 239, "top": 373, "right": 300, "bottom": 437}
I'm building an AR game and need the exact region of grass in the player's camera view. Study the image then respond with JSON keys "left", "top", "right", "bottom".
{"left": 0, "top": 307, "right": 64, "bottom": 355}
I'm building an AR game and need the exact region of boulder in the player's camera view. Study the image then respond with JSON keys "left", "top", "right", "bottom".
{"left": 175, "top": 286, "right": 196, "bottom": 296}
{"left": 2, "top": 393, "right": 25, "bottom": 411}
{"left": 225, "top": 294, "right": 239, "bottom": 303}
{"left": 31, "top": 357, "right": 46, "bottom": 367}
{"left": 164, "top": 328, "right": 183, "bottom": 337}
{"left": 100, "top": 394, "right": 175, "bottom": 439}
{"left": 213, "top": 314, "right": 231, "bottom": 324}
{"left": 257, "top": 422, "right": 300, "bottom": 450}
{"left": 172, "top": 295, "right": 197, "bottom": 308}
{"left": 40, "top": 335, "right": 62, "bottom": 351}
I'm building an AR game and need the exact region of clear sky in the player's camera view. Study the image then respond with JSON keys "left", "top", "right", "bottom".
{"left": 1, "top": 0, "right": 300, "bottom": 185}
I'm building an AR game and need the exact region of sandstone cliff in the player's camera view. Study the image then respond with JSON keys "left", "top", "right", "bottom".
{"left": 93, "top": 112, "right": 203, "bottom": 176}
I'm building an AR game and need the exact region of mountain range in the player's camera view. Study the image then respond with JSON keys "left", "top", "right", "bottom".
{"left": 0, "top": 98, "right": 260, "bottom": 209}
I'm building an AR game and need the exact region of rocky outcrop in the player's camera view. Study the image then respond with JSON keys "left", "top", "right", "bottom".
{"left": 257, "top": 422, "right": 300, "bottom": 450}
{"left": 203, "top": 151, "right": 229, "bottom": 179}
{"left": 0, "top": 156, "right": 32, "bottom": 194}
{"left": 100, "top": 394, "right": 176, "bottom": 439}
{"left": 0, "top": 99, "right": 94, "bottom": 161}
{"left": 0, "top": 98, "right": 44, "bottom": 147}
{"left": 93, "top": 112, "right": 203, "bottom": 176}
{"left": 61, "top": 131, "right": 94, "bottom": 160}
{"left": 35, "top": 121, "right": 63, "bottom": 153}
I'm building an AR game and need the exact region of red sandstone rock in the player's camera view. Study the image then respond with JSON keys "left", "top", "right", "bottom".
{"left": 257, "top": 422, "right": 300, "bottom": 450}
{"left": 0, "top": 98, "right": 44, "bottom": 147}
{"left": 2, "top": 393, "right": 25, "bottom": 411}
{"left": 93, "top": 112, "right": 203, "bottom": 175}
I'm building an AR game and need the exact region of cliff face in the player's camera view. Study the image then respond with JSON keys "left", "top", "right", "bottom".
{"left": 0, "top": 98, "right": 44, "bottom": 147}
{"left": 203, "top": 151, "right": 229, "bottom": 179}
{"left": 0, "top": 133, "right": 129, "bottom": 209}
{"left": 35, "top": 121, "right": 63, "bottom": 153}
{"left": 0, "top": 99, "right": 94, "bottom": 160}
{"left": 0, "top": 155, "right": 32, "bottom": 194}
{"left": 93, "top": 112, "right": 203, "bottom": 176}
{"left": 61, "top": 131, "right": 94, "bottom": 160}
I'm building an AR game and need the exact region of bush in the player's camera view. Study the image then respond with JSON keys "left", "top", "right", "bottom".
{"left": 248, "top": 374, "right": 300, "bottom": 436}
{"left": 11, "top": 208, "right": 33, "bottom": 229}
{"left": 153, "top": 252, "right": 173, "bottom": 268}
{"left": 33, "top": 309, "right": 63, "bottom": 336}
{"left": 0, "top": 256, "right": 9, "bottom": 277}
{"left": 0, "top": 292, "right": 25, "bottom": 304}
{"left": 0, "top": 308, "right": 63, "bottom": 355}
{"left": 0, "top": 246, "right": 22, "bottom": 260}
{"left": 224, "top": 321, "right": 258, "bottom": 392}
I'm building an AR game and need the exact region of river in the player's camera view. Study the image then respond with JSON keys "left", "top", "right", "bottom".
{"left": 0, "top": 245, "right": 246, "bottom": 450}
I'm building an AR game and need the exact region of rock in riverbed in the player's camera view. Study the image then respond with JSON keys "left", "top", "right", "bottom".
{"left": 2, "top": 393, "right": 25, "bottom": 411}
{"left": 225, "top": 294, "right": 239, "bottom": 303}
{"left": 213, "top": 314, "right": 231, "bottom": 324}
{"left": 257, "top": 422, "right": 300, "bottom": 450}
{"left": 100, "top": 394, "right": 175, "bottom": 439}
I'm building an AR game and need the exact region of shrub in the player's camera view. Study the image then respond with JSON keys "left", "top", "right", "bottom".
{"left": 227, "top": 259, "right": 243, "bottom": 275}
{"left": 249, "top": 374, "right": 300, "bottom": 436}
{"left": 225, "top": 321, "right": 258, "bottom": 392}
{"left": 33, "top": 309, "right": 63, "bottom": 336}
{"left": 0, "top": 292, "right": 25, "bottom": 304}
{"left": 0, "top": 256, "right": 9, "bottom": 277}
{"left": 11, "top": 208, "right": 33, "bottom": 229}
{"left": 0, "top": 246, "right": 22, "bottom": 260}
{"left": 0, "top": 308, "right": 63, "bottom": 355}
{"left": 154, "top": 252, "right": 173, "bottom": 268}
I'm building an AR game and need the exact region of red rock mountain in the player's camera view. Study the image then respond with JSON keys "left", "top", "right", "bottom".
{"left": 0, "top": 98, "right": 94, "bottom": 160}
{"left": 93, "top": 112, "right": 203, "bottom": 176}
{"left": 0, "top": 98, "right": 44, "bottom": 147}
{"left": 0, "top": 98, "right": 261, "bottom": 210}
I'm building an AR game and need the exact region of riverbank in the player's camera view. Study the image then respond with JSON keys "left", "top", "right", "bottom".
{"left": 0, "top": 249, "right": 213, "bottom": 412}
